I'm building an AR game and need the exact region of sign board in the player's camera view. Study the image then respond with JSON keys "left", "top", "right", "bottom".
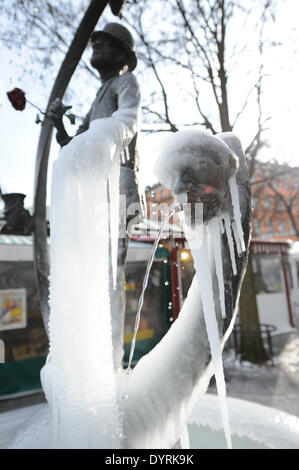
{"left": 0, "top": 288, "right": 27, "bottom": 331}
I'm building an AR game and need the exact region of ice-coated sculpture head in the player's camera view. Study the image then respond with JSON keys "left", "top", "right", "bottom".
{"left": 155, "top": 129, "right": 239, "bottom": 220}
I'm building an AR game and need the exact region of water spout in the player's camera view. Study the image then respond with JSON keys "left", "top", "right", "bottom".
{"left": 127, "top": 204, "right": 181, "bottom": 371}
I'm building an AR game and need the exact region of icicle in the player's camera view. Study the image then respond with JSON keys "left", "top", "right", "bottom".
{"left": 49, "top": 167, "right": 121, "bottom": 448}
{"left": 232, "top": 220, "right": 242, "bottom": 256}
{"left": 188, "top": 223, "right": 232, "bottom": 449}
{"left": 208, "top": 218, "right": 226, "bottom": 319}
{"left": 223, "top": 213, "right": 237, "bottom": 276}
{"left": 228, "top": 174, "right": 245, "bottom": 252}
{"left": 108, "top": 155, "right": 121, "bottom": 289}
{"left": 219, "top": 217, "right": 225, "bottom": 235}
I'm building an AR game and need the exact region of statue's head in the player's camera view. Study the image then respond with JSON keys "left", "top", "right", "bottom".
{"left": 90, "top": 23, "right": 137, "bottom": 72}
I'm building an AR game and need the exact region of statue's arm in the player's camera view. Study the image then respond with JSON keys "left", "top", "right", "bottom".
{"left": 48, "top": 98, "right": 91, "bottom": 147}
{"left": 48, "top": 98, "right": 72, "bottom": 147}
{"left": 122, "top": 276, "right": 212, "bottom": 448}
{"left": 111, "top": 73, "right": 141, "bottom": 147}
{"left": 75, "top": 108, "right": 92, "bottom": 137}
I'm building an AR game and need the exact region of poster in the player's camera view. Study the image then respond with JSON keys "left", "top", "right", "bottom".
{"left": 0, "top": 288, "right": 27, "bottom": 331}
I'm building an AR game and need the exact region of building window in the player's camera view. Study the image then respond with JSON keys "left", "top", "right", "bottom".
{"left": 275, "top": 195, "right": 284, "bottom": 211}
{"left": 253, "top": 196, "right": 259, "bottom": 210}
{"left": 252, "top": 255, "right": 283, "bottom": 294}
{"left": 273, "top": 179, "right": 280, "bottom": 189}
{"left": 284, "top": 179, "right": 290, "bottom": 190}
{"left": 264, "top": 196, "right": 272, "bottom": 210}
{"left": 254, "top": 219, "right": 261, "bottom": 234}
{"left": 267, "top": 219, "right": 274, "bottom": 235}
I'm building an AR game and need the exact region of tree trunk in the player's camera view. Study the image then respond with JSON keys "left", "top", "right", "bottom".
{"left": 238, "top": 251, "right": 269, "bottom": 363}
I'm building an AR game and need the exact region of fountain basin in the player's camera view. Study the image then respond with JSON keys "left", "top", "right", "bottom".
{"left": 1, "top": 394, "right": 299, "bottom": 449}
{"left": 188, "top": 394, "right": 299, "bottom": 449}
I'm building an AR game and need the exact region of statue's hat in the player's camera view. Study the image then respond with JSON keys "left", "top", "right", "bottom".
{"left": 91, "top": 23, "right": 137, "bottom": 71}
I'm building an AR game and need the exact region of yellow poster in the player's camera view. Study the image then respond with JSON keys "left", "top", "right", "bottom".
{"left": 0, "top": 288, "right": 27, "bottom": 331}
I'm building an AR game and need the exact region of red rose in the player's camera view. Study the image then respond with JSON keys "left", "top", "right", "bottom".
{"left": 7, "top": 88, "right": 26, "bottom": 111}
{"left": 205, "top": 186, "right": 213, "bottom": 194}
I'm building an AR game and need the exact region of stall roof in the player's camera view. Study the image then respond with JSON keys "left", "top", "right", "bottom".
{"left": 0, "top": 235, "right": 34, "bottom": 245}
{"left": 251, "top": 238, "right": 290, "bottom": 255}
{"left": 0, "top": 236, "right": 159, "bottom": 248}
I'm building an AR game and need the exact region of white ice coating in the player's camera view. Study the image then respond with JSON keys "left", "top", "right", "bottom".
{"left": 108, "top": 154, "right": 120, "bottom": 288}
{"left": 44, "top": 116, "right": 135, "bottom": 448}
{"left": 223, "top": 212, "right": 237, "bottom": 276}
{"left": 5, "top": 396, "right": 299, "bottom": 450}
{"left": 153, "top": 129, "right": 247, "bottom": 449}
{"left": 186, "top": 220, "right": 232, "bottom": 449}
{"left": 127, "top": 206, "right": 179, "bottom": 371}
{"left": 154, "top": 129, "right": 235, "bottom": 191}
{"left": 231, "top": 220, "right": 242, "bottom": 256}
{"left": 209, "top": 217, "right": 226, "bottom": 319}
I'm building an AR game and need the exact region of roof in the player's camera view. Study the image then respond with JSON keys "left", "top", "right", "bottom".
{"left": 0, "top": 235, "right": 34, "bottom": 245}
{"left": 0, "top": 235, "right": 168, "bottom": 247}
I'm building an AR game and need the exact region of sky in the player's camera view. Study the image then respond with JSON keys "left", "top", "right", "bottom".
{"left": 0, "top": 0, "right": 299, "bottom": 211}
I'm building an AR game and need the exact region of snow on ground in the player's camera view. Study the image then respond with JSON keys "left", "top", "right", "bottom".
{"left": 208, "top": 330, "right": 299, "bottom": 417}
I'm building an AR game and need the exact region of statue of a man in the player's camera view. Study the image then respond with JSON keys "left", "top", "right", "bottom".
{"left": 48, "top": 22, "right": 143, "bottom": 369}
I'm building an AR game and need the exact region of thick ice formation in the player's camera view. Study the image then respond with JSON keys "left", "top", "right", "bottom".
{"left": 223, "top": 212, "right": 237, "bottom": 275}
{"left": 228, "top": 174, "right": 245, "bottom": 252}
{"left": 7, "top": 128, "right": 249, "bottom": 450}
{"left": 43, "top": 111, "right": 138, "bottom": 448}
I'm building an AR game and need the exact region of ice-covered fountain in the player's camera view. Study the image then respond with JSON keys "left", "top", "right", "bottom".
{"left": 3, "top": 121, "right": 256, "bottom": 449}
{"left": 2, "top": 0, "right": 299, "bottom": 447}
{"left": 3, "top": 121, "right": 299, "bottom": 449}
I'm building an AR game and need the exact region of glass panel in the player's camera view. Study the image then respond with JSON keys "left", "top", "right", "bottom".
{"left": 284, "top": 259, "right": 293, "bottom": 289}
{"left": 180, "top": 249, "right": 195, "bottom": 300}
{"left": 279, "top": 220, "right": 285, "bottom": 233}
{"left": 124, "top": 259, "right": 171, "bottom": 363}
{"left": 253, "top": 254, "right": 283, "bottom": 294}
{"left": 254, "top": 219, "right": 261, "bottom": 234}
{"left": 0, "top": 261, "right": 48, "bottom": 362}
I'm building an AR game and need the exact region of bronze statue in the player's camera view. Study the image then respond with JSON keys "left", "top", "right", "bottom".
{"left": 48, "top": 22, "right": 144, "bottom": 369}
